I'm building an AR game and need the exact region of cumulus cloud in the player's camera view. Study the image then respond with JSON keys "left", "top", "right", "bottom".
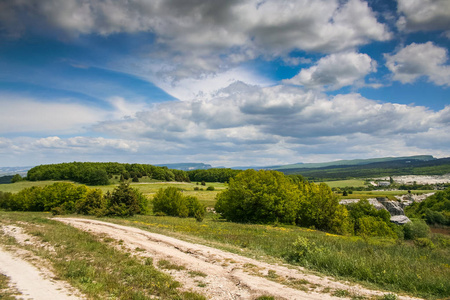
{"left": 396, "top": 0, "right": 450, "bottom": 32}
{"left": 385, "top": 42, "right": 450, "bottom": 86}
{"left": 87, "top": 83, "right": 450, "bottom": 166}
{"left": 1, "top": 0, "right": 391, "bottom": 80}
{"left": 284, "top": 52, "right": 376, "bottom": 90}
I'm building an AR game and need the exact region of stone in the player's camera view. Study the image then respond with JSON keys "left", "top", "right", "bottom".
{"left": 390, "top": 215, "right": 411, "bottom": 225}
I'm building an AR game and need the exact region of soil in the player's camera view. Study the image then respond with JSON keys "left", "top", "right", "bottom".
{"left": 53, "top": 218, "right": 422, "bottom": 300}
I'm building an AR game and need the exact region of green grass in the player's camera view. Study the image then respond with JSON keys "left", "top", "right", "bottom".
{"left": 0, "top": 212, "right": 205, "bottom": 300}
{"left": 323, "top": 179, "right": 367, "bottom": 188}
{"left": 104, "top": 214, "right": 450, "bottom": 300}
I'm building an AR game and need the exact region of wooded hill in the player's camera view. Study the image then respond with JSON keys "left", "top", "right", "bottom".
{"left": 278, "top": 157, "right": 450, "bottom": 180}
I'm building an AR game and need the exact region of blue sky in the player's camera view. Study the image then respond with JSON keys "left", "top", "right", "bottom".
{"left": 0, "top": 0, "right": 449, "bottom": 167}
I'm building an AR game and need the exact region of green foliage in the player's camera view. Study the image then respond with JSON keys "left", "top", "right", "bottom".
{"left": 187, "top": 168, "right": 241, "bottom": 183}
{"left": 406, "top": 188, "right": 450, "bottom": 225}
{"left": 403, "top": 219, "right": 430, "bottom": 240}
{"left": 357, "top": 216, "right": 396, "bottom": 238}
{"left": 346, "top": 199, "right": 394, "bottom": 237}
{"left": 11, "top": 174, "right": 23, "bottom": 183}
{"left": 106, "top": 183, "right": 147, "bottom": 217}
{"left": 413, "top": 237, "right": 435, "bottom": 249}
{"left": 27, "top": 162, "right": 190, "bottom": 185}
{"left": 206, "top": 186, "right": 215, "bottom": 191}
{"left": 215, "top": 170, "right": 301, "bottom": 224}
{"left": 76, "top": 188, "right": 106, "bottom": 216}
{"left": 215, "top": 170, "right": 352, "bottom": 234}
{"left": 152, "top": 187, "right": 205, "bottom": 220}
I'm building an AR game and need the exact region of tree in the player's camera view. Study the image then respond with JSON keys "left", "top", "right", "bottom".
{"left": 11, "top": 174, "right": 23, "bottom": 183}
{"left": 215, "top": 170, "right": 300, "bottom": 224}
{"left": 152, "top": 187, "right": 204, "bottom": 220}
{"left": 107, "top": 183, "right": 145, "bottom": 216}
{"left": 76, "top": 188, "right": 106, "bottom": 216}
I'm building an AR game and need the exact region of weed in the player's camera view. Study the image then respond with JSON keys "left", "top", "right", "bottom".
{"left": 157, "top": 259, "right": 186, "bottom": 271}
{"left": 333, "top": 289, "right": 350, "bottom": 297}
{"left": 188, "top": 270, "right": 207, "bottom": 278}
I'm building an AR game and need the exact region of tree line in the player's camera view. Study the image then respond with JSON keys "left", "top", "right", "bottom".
{"left": 187, "top": 168, "right": 241, "bottom": 183}
{"left": 26, "top": 162, "right": 190, "bottom": 185}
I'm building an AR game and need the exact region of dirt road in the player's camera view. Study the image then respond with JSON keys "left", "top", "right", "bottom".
{"left": 0, "top": 225, "right": 83, "bottom": 300}
{"left": 54, "top": 218, "right": 421, "bottom": 300}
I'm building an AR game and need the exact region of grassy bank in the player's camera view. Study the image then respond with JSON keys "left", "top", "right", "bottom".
{"left": 104, "top": 214, "right": 450, "bottom": 300}
{"left": 0, "top": 212, "right": 205, "bottom": 300}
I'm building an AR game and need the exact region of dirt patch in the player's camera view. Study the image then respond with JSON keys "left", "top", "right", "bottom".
{"left": 55, "top": 218, "right": 422, "bottom": 300}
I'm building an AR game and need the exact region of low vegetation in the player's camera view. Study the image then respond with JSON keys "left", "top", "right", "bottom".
{"left": 0, "top": 212, "right": 205, "bottom": 299}
{"left": 152, "top": 187, "right": 205, "bottom": 221}
{"left": 406, "top": 188, "right": 450, "bottom": 226}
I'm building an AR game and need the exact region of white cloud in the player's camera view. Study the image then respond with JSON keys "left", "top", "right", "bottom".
{"left": 2, "top": 0, "right": 391, "bottom": 81}
{"left": 385, "top": 42, "right": 450, "bottom": 86}
{"left": 396, "top": 0, "right": 450, "bottom": 32}
{"left": 284, "top": 52, "right": 376, "bottom": 90}
{"left": 0, "top": 95, "right": 104, "bottom": 134}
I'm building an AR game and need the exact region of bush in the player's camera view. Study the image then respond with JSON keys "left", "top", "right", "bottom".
{"left": 356, "top": 216, "right": 396, "bottom": 238}
{"left": 76, "top": 188, "right": 106, "bottom": 216}
{"left": 403, "top": 219, "right": 430, "bottom": 240}
{"left": 152, "top": 187, "right": 205, "bottom": 220}
{"left": 206, "top": 186, "right": 215, "bottom": 191}
{"left": 414, "top": 238, "right": 435, "bottom": 249}
{"left": 106, "top": 183, "right": 147, "bottom": 217}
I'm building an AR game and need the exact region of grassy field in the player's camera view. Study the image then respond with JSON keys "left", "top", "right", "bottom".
{"left": 0, "top": 180, "right": 227, "bottom": 208}
{"left": 340, "top": 190, "right": 435, "bottom": 200}
{"left": 323, "top": 179, "right": 367, "bottom": 188}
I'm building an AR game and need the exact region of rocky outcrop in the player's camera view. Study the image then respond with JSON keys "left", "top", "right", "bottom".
{"left": 376, "top": 197, "right": 405, "bottom": 216}
{"left": 390, "top": 215, "right": 411, "bottom": 225}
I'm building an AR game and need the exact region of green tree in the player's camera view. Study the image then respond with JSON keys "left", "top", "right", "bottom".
{"left": 107, "top": 183, "right": 145, "bottom": 216}
{"left": 11, "top": 174, "right": 23, "bottom": 183}
{"left": 76, "top": 188, "right": 106, "bottom": 216}
{"left": 152, "top": 187, "right": 189, "bottom": 217}
{"left": 215, "top": 170, "right": 300, "bottom": 224}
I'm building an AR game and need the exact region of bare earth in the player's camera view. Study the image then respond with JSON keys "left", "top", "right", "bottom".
{"left": 52, "top": 218, "right": 421, "bottom": 300}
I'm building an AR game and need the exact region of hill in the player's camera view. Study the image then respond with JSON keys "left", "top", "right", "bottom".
{"left": 154, "top": 163, "right": 212, "bottom": 171}
{"left": 278, "top": 157, "right": 450, "bottom": 180}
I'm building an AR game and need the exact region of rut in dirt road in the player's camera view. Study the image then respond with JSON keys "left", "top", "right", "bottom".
{"left": 54, "top": 218, "right": 421, "bottom": 300}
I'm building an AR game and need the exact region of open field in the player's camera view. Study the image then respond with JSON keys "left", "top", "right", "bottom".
{"left": 340, "top": 190, "right": 435, "bottom": 200}
{"left": 323, "top": 179, "right": 367, "bottom": 188}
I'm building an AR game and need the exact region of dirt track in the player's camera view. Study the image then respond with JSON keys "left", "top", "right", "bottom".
{"left": 54, "top": 218, "right": 421, "bottom": 300}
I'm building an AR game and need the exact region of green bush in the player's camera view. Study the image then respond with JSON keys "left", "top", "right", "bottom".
{"left": 106, "top": 183, "right": 147, "bottom": 217}
{"left": 413, "top": 237, "right": 435, "bottom": 249}
{"left": 152, "top": 187, "right": 205, "bottom": 220}
{"left": 357, "top": 216, "right": 396, "bottom": 238}
{"left": 403, "top": 219, "right": 430, "bottom": 240}
{"left": 206, "top": 186, "right": 215, "bottom": 191}
{"left": 76, "top": 188, "right": 106, "bottom": 216}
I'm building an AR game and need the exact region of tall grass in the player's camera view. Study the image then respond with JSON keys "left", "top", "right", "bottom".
{"left": 107, "top": 214, "right": 450, "bottom": 300}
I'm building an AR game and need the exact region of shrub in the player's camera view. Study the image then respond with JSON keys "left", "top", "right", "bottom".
{"left": 356, "top": 216, "right": 397, "bottom": 238}
{"left": 152, "top": 187, "right": 204, "bottom": 220}
{"left": 76, "top": 188, "right": 106, "bottom": 216}
{"left": 107, "top": 183, "right": 146, "bottom": 217}
{"left": 403, "top": 219, "right": 430, "bottom": 240}
{"left": 414, "top": 238, "right": 435, "bottom": 249}
{"left": 206, "top": 186, "right": 215, "bottom": 191}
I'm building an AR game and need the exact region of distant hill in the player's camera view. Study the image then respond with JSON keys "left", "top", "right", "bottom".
{"left": 277, "top": 156, "right": 450, "bottom": 180}
{"left": 154, "top": 163, "right": 212, "bottom": 171}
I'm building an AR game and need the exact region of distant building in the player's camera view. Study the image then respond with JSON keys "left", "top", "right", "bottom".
{"left": 378, "top": 181, "right": 390, "bottom": 187}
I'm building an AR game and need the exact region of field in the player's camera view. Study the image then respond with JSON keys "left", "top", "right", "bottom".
{"left": 323, "top": 179, "right": 367, "bottom": 188}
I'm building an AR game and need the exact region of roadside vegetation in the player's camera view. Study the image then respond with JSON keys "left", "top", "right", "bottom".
{"left": 0, "top": 212, "right": 205, "bottom": 300}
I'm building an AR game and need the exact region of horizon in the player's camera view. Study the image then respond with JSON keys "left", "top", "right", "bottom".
{"left": 1, "top": 1, "right": 450, "bottom": 166}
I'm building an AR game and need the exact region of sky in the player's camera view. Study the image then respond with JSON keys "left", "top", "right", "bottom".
{"left": 0, "top": 0, "right": 450, "bottom": 168}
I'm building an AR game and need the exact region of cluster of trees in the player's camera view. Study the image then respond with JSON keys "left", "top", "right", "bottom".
{"left": 187, "top": 168, "right": 241, "bottom": 183}
{"left": 215, "top": 170, "right": 352, "bottom": 234}
{"left": 406, "top": 188, "right": 450, "bottom": 225}
{"left": 215, "top": 170, "right": 413, "bottom": 237}
{"left": 26, "top": 162, "right": 190, "bottom": 185}
{"left": 0, "top": 182, "right": 148, "bottom": 217}
{"left": 152, "top": 187, "right": 205, "bottom": 221}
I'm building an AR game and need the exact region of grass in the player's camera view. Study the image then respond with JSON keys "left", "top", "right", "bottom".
{"left": 104, "top": 214, "right": 450, "bottom": 300}
{"left": 0, "top": 274, "right": 18, "bottom": 300}
{"left": 323, "top": 179, "right": 367, "bottom": 188}
{"left": 0, "top": 211, "right": 206, "bottom": 300}
{"left": 340, "top": 190, "right": 435, "bottom": 200}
